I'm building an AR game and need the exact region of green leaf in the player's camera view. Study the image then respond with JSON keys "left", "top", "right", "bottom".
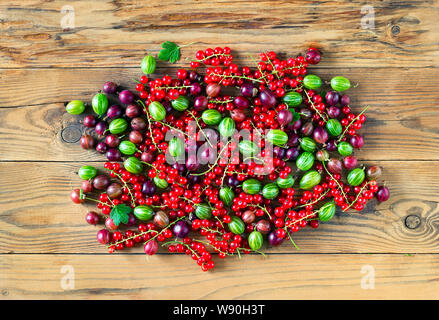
{"left": 158, "top": 48, "right": 171, "bottom": 61}
{"left": 290, "top": 110, "right": 300, "bottom": 124}
{"left": 169, "top": 49, "right": 180, "bottom": 63}
{"left": 110, "top": 204, "right": 132, "bottom": 226}
{"left": 158, "top": 41, "right": 180, "bottom": 64}
{"left": 161, "top": 41, "right": 177, "bottom": 50}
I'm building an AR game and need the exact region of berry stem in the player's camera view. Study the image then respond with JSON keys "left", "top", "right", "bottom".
{"left": 296, "top": 189, "right": 330, "bottom": 209}
{"left": 337, "top": 106, "right": 369, "bottom": 143}
{"left": 155, "top": 85, "right": 193, "bottom": 91}
{"left": 105, "top": 168, "right": 136, "bottom": 207}
{"left": 285, "top": 230, "right": 300, "bottom": 250}
{"left": 143, "top": 216, "right": 186, "bottom": 245}
{"left": 191, "top": 141, "right": 231, "bottom": 176}
{"left": 342, "top": 181, "right": 372, "bottom": 212}
{"left": 84, "top": 196, "right": 110, "bottom": 207}
{"left": 162, "top": 240, "right": 201, "bottom": 258}
{"left": 304, "top": 89, "right": 329, "bottom": 122}
{"left": 187, "top": 110, "right": 214, "bottom": 148}
{"left": 321, "top": 161, "right": 350, "bottom": 205}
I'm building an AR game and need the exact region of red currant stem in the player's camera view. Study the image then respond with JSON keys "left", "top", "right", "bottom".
{"left": 286, "top": 211, "right": 317, "bottom": 227}
{"left": 282, "top": 64, "right": 304, "bottom": 72}
{"left": 179, "top": 41, "right": 197, "bottom": 49}
{"left": 242, "top": 246, "right": 267, "bottom": 257}
{"left": 140, "top": 160, "right": 159, "bottom": 174}
{"left": 133, "top": 78, "right": 141, "bottom": 84}
{"left": 321, "top": 161, "right": 350, "bottom": 206}
{"left": 102, "top": 192, "right": 115, "bottom": 207}
{"left": 227, "top": 170, "right": 249, "bottom": 176}
{"left": 220, "top": 158, "right": 231, "bottom": 187}
{"left": 210, "top": 72, "right": 264, "bottom": 84}
{"left": 201, "top": 226, "right": 224, "bottom": 235}
{"left": 140, "top": 160, "right": 154, "bottom": 168}
{"left": 160, "top": 120, "right": 190, "bottom": 137}
{"left": 337, "top": 106, "right": 369, "bottom": 143}
{"left": 145, "top": 113, "right": 161, "bottom": 150}
{"left": 104, "top": 168, "right": 136, "bottom": 207}
{"left": 189, "top": 52, "right": 231, "bottom": 63}
{"left": 249, "top": 204, "right": 272, "bottom": 219}
{"left": 162, "top": 240, "right": 201, "bottom": 259}
{"left": 154, "top": 85, "right": 193, "bottom": 91}
{"left": 118, "top": 134, "right": 128, "bottom": 140}
{"left": 236, "top": 247, "right": 242, "bottom": 259}
{"left": 187, "top": 110, "right": 214, "bottom": 148}
{"left": 143, "top": 216, "right": 186, "bottom": 245}
{"left": 285, "top": 86, "right": 303, "bottom": 96}
{"left": 200, "top": 185, "right": 210, "bottom": 194}
{"left": 203, "top": 201, "right": 216, "bottom": 211}
{"left": 283, "top": 211, "right": 317, "bottom": 250}
{"left": 140, "top": 100, "right": 190, "bottom": 138}
{"left": 137, "top": 99, "right": 178, "bottom": 144}
{"left": 296, "top": 189, "right": 330, "bottom": 209}
{"left": 342, "top": 181, "right": 372, "bottom": 212}
{"left": 246, "top": 53, "right": 269, "bottom": 85}
{"left": 214, "top": 216, "right": 225, "bottom": 229}
{"left": 84, "top": 196, "right": 110, "bottom": 207}
{"left": 178, "top": 196, "right": 198, "bottom": 207}
{"left": 264, "top": 56, "right": 281, "bottom": 80}
{"left": 107, "top": 229, "right": 155, "bottom": 248}
{"left": 303, "top": 89, "right": 329, "bottom": 122}
{"left": 285, "top": 230, "right": 300, "bottom": 251}
{"left": 243, "top": 156, "right": 264, "bottom": 163}
{"left": 250, "top": 121, "right": 263, "bottom": 137}
{"left": 209, "top": 98, "right": 234, "bottom": 104}
{"left": 191, "top": 141, "right": 231, "bottom": 176}
{"left": 197, "top": 237, "right": 265, "bottom": 258}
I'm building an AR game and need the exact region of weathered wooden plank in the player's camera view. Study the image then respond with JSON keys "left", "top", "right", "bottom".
{"left": 0, "top": 0, "right": 438, "bottom": 68}
{"left": 0, "top": 102, "right": 436, "bottom": 161}
{"left": 0, "top": 161, "right": 437, "bottom": 254}
{"left": 1, "top": 253, "right": 438, "bottom": 299}
{"left": 1, "top": 67, "right": 438, "bottom": 120}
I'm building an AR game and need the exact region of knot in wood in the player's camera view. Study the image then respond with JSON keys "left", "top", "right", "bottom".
{"left": 405, "top": 215, "right": 421, "bottom": 229}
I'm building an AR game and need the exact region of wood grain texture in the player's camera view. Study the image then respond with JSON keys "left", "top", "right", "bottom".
{"left": 1, "top": 254, "right": 439, "bottom": 299}
{"left": 0, "top": 0, "right": 438, "bottom": 68}
{"left": 1, "top": 161, "right": 438, "bottom": 254}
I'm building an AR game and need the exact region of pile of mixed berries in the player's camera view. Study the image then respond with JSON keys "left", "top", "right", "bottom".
{"left": 68, "top": 44, "right": 389, "bottom": 271}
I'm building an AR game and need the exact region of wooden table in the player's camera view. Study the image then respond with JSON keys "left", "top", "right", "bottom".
{"left": 1, "top": 0, "right": 438, "bottom": 300}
